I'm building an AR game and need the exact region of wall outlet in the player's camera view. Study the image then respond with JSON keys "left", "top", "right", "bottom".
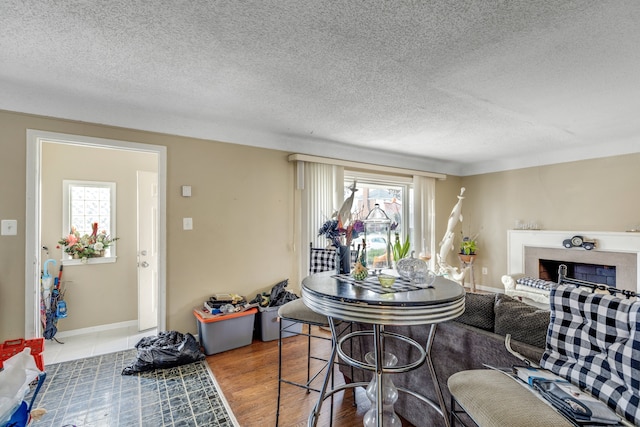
{"left": 482, "top": 267, "right": 488, "bottom": 275}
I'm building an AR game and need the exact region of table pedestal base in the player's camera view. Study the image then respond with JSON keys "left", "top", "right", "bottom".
{"left": 363, "top": 351, "right": 400, "bottom": 426}
{"left": 308, "top": 319, "right": 450, "bottom": 427}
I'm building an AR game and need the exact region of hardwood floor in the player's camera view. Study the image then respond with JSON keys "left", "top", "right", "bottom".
{"left": 206, "top": 326, "right": 416, "bottom": 427}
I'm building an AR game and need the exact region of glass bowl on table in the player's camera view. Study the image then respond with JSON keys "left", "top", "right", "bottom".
{"left": 377, "top": 274, "right": 397, "bottom": 288}
{"left": 396, "top": 257, "right": 436, "bottom": 288}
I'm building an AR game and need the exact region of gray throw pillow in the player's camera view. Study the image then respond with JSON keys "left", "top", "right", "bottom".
{"left": 455, "top": 292, "right": 496, "bottom": 331}
{"left": 494, "top": 294, "right": 550, "bottom": 348}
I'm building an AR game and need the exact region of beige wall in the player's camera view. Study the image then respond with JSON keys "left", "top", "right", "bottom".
{"left": 41, "top": 143, "right": 157, "bottom": 330}
{"left": 460, "top": 154, "right": 640, "bottom": 289}
{"left": 0, "top": 110, "right": 296, "bottom": 341}
{"left": 1, "top": 109, "right": 637, "bottom": 341}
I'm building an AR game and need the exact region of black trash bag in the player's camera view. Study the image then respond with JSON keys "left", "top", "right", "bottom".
{"left": 272, "top": 290, "right": 298, "bottom": 307}
{"left": 122, "top": 331, "right": 204, "bottom": 375}
{"left": 268, "top": 279, "right": 299, "bottom": 307}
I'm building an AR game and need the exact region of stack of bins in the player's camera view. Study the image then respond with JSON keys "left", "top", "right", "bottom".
{"left": 257, "top": 306, "right": 302, "bottom": 341}
{"left": 194, "top": 308, "right": 257, "bottom": 355}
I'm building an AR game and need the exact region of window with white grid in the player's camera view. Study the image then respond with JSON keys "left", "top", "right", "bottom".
{"left": 62, "top": 180, "right": 117, "bottom": 261}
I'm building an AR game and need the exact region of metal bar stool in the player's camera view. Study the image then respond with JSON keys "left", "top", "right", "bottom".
{"left": 448, "top": 369, "right": 573, "bottom": 427}
{"left": 275, "top": 244, "right": 355, "bottom": 426}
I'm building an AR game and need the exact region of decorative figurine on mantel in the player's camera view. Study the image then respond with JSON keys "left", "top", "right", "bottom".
{"left": 436, "top": 187, "right": 470, "bottom": 284}
{"left": 562, "top": 235, "right": 596, "bottom": 250}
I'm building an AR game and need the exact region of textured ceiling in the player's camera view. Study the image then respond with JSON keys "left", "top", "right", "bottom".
{"left": 1, "top": 1, "right": 639, "bottom": 175}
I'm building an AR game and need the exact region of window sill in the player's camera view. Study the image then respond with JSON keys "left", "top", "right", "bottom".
{"left": 61, "top": 256, "right": 117, "bottom": 266}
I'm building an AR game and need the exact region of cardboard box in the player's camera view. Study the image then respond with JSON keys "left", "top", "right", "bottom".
{"left": 194, "top": 308, "right": 257, "bottom": 355}
{"left": 258, "top": 306, "right": 303, "bottom": 342}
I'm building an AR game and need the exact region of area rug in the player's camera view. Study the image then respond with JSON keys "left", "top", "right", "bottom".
{"left": 31, "top": 349, "right": 238, "bottom": 427}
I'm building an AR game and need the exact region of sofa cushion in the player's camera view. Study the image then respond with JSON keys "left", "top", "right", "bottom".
{"left": 455, "top": 292, "right": 495, "bottom": 331}
{"left": 494, "top": 294, "right": 550, "bottom": 348}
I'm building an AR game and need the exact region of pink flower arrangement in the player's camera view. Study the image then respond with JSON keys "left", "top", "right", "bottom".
{"left": 58, "top": 223, "right": 118, "bottom": 260}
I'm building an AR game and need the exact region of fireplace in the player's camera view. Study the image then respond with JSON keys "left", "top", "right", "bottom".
{"left": 539, "top": 259, "right": 616, "bottom": 286}
{"left": 508, "top": 230, "right": 640, "bottom": 293}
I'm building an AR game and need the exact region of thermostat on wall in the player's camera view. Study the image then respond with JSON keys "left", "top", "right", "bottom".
{"left": 1, "top": 219, "right": 18, "bottom": 236}
{"left": 181, "top": 185, "right": 192, "bottom": 197}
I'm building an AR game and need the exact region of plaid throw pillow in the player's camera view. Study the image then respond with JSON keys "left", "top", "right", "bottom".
{"left": 540, "top": 284, "right": 640, "bottom": 425}
{"left": 310, "top": 247, "right": 338, "bottom": 274}
{"left": 516, "top": 276, "right": 554, "bottom": 290}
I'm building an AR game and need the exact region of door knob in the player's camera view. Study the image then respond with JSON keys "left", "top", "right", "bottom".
{"left": 140, "top": 250, "right": 147, "bottom": 256}
{"left": 140, "top": 261, "right": 149, "bottom": 268}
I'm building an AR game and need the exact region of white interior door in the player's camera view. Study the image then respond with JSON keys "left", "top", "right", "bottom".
{"left": 137, "top": 171, "right": 158, "bottom": 331}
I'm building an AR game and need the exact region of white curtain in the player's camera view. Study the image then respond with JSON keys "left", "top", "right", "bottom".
{"left": 294, "top": 161, "right": 434, "bottom": 281}
{"left": 297, "top": 162, "right": 344, "bottom": 279}
{"left": 412, "top": 175, "right": 436, "bottom": 270}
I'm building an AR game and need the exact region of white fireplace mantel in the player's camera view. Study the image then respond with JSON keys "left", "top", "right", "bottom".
{"left": 507, "top": 230, "right": 640, "bottom": 292}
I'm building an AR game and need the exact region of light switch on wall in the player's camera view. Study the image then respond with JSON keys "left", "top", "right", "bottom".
{"left": 183, "top": 218, "right": 193, "bottom": 230}
{"left": 1, "top": 219, "right": 18, "bottom": 235}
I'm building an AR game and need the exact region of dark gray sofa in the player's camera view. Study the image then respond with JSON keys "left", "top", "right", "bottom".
{"left": 337, "top": 292, "right": 551, "bottom": 427}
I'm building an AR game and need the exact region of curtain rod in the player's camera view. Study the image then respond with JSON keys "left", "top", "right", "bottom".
{"left": 288, "top": 153, "right": 446, "bottom": 180}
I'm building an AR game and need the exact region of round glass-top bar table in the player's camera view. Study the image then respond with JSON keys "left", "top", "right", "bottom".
{"left": 302, "top": 271, "right": 465, "bottom": 427}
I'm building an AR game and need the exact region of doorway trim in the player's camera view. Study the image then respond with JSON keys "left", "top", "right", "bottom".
{"left": 25, "top": 130, "right": 167, "bottom": 337}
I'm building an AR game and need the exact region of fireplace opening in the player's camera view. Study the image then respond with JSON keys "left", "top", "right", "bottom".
{"left": 539, "top": 259, "right": 616, "bottom": 286}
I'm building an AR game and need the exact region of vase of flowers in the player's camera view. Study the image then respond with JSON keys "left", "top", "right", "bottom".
{"left": 58, "top": 223, "right": 118, "bottom": 262}
{"left": 317, "top": 181, "right": 366, "bottom": 274}
{"left": 318, "top": 218, "right": 364, "bottom": 274}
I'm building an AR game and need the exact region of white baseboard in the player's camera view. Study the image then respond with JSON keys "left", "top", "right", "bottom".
{"left": 474, "top": 285, "right": 503, "bottom": 294}
{"left": 55, "top": 320, "right": 138, "bottom": 338}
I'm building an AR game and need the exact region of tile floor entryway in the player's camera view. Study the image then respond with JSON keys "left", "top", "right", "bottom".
{"left": 43, "top": 325, "right": 157, "bottom": 365}
{"left": 35, "top": 349, "right": 236, "bottom": 427}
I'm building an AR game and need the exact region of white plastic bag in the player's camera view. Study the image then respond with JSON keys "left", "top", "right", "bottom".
{"left": 0, "top": 348, "right": 41, "bottom": 425}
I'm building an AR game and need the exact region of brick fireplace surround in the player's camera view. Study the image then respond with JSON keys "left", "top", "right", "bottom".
{"left": 507, "top": 230, "right": 640, "bottom": 293}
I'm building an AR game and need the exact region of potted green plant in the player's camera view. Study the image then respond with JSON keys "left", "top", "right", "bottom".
{"left": 459, "top": 235, "right": 477, "bottom": 263}
{"left": 392, "top": 232, "right": 411, "bottom": 263}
